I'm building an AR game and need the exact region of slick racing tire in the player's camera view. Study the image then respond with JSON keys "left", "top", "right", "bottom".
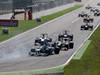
{"left": 29, "top": 51, "right": 34, "bottom": 56}
{"left": 81, "top": 27, "right": 84, "bottom": 30}
{"left": 78, "top": 14, "right": 81, "bottom": 17}
{"left": 69, "top": 35, "right": 73, "bottom": 41}
{"left": 90, "top": 26, "right": 93, "bottom": 31}
{"left": 29, "top": 49, "right": 36, "bottom": 56}
{"left": 54, "top": 48, "right": 60, "bottom": 54}
{"left": 69, "top": 42, "right": 74, "bottom": 49}
{"left": 48, "top": 38, "right": 52, "bottom": 42}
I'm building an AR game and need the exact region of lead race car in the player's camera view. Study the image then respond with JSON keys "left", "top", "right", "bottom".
{"left": 58, "top": 30, "right": 73, "bottom": 41}
{"left": 29, "top": 34, "right": 60, "bottom": 56}
{"left": 54, "top": 30, "right": 74, "bottom": 51}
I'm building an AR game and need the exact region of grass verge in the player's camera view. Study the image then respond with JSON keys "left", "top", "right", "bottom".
{"left": 73, "top": 40, "right": 91, "bottom": 60}
{"left": 0, "top": 5, "right": 81, "bottom": 42}
{"left": 64, "top": 26, "right": 100, "bottom": 75}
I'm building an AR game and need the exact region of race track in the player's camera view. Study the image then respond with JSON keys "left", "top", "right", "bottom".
{"left": 0, "top": 0, "right": 100, "bottom": 72}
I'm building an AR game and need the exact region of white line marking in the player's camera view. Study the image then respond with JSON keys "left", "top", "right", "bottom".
{"left": 72, "top": 18, "right": 79, "bottom": 23}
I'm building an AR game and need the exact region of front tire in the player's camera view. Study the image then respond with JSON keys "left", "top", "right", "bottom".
{"left": 54, "top": 48, "right": 60, "bottom": 54}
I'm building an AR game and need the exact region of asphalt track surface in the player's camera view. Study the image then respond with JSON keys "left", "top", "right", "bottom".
{"left": 0, "top": 0, "right": 100, "bottom": 72}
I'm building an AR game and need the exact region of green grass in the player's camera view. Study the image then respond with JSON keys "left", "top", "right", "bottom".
{"left": 0, "top": 5, "right": 81, "bottom": 42}
{"left": 73, "top": 40, "right": 91, "bottom": 60}
{"left": 64, "top": 26, "right": 100, "bottom": 75}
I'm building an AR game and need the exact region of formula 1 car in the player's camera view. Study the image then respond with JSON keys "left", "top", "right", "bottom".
{"left": 54, "top": 40, "right": 74, "bottom": 51}
{"left": 29, "top": 44, "right": 59, "bottom": 56}
{"left": 90, "top": 8, "right": 99, "bottom": 13}
{"left": 34, "top": 34, "right": 52, "bottom": 46}
{"left": 83, "top": 17, "right": 94, "bottom": 23}
{"left": 94, "top": 11, "right": 100, "bottom": 16}
{"left": 29, "top": 44, "right": 60, "bottom": 56}
{"left": 54, "top": 30, "right": 74, "bottom": 51}
{"left": 58, "top": 30, "right": 73, "bottom": 41}
{"left": 85, "top": 5, "right": 92, "bottom": 9}
{"left": 81, "top": 23, "right": 93, "bottom": 30}
{"left": 78, "top": 11, "right": 88, "bottom": 18}
{"left": 97, "top": 2, "right": 100, "bottom": 6}
{"left": 29, "top": 42, "right": 61, "bottom": 56}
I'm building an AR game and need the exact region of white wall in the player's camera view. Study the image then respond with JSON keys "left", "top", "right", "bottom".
{"left": 0, "top": 13, "right": 13, "bottom": 19}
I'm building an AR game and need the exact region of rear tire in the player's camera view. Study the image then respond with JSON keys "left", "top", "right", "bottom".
{"left": 90, "top": 26, "right": 93, "bottom": 30}
{"left": 48, "top": 38, "right": 52, "bottom": 42}
{"left": 69, "top": 35, "right": 73, "bottom": 41}
{"left": 29, "top": 51, "right": 34, "bottom": 56}
{"left": 81, "top": 27, "right": 83, "bottom": 30}
{"left": 54, "top": 48, "right": 60, "bottom": 54}
{"left": 29, "top": 49, "right": 35, "bottom": 56}
{"left": 69, "top": 43, "right": 74, "bottom": 49}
